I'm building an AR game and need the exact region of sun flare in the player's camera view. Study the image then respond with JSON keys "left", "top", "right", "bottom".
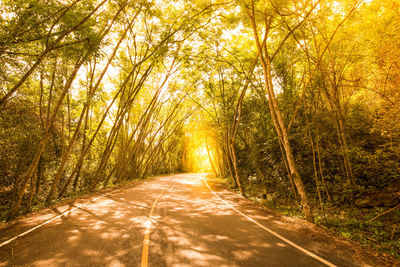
{"left": 182, "top": 122, "right": 222, "bottom": 174}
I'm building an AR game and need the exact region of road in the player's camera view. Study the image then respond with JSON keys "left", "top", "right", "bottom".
{"left": 0, "top": 174, "right": 385, "bottom": 266}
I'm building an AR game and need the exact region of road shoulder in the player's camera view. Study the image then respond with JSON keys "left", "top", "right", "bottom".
{"left": 205, "top": 176, "right": 400, "bottom": 267}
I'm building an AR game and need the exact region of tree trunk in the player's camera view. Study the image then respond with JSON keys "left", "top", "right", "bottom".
{"left": 245, "top": 2, "right": 314, "bottom": 222}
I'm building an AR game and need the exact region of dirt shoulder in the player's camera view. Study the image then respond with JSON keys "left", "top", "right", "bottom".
{"left": 207, "top": 177, "right": 400, "bottom": 267}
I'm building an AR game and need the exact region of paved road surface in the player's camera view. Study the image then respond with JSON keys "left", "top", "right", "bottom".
{"left": 0, "top": 174, "right": 384, "bottom": 266}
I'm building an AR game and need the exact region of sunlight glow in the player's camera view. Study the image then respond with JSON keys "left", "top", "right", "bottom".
{"left": 182, "top": 121, "right": 222, "bottom": 174}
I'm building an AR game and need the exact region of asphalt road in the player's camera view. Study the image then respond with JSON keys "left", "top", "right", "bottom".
{"left": 0, "top": 174, "right": 385, "bottom": 266}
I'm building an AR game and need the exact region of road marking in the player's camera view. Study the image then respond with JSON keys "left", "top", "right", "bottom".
{"left": 141, "top": 183, "right": 174, "bottom": 267}
{"left": 203, "top": 177, "right": 337, "bottom": 267}
{"left": 0, "top": 187, "right": 127, "bottom": 248}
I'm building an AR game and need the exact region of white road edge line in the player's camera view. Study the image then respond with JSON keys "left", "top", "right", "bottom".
{"left": 141, "top": 183, "right": 174, "bottom": 267}
{"left": 0, "top": 186, "right": 127, "bottom": 248}
{"left": 203, "top": 177, "right": 337, "bottom": 267}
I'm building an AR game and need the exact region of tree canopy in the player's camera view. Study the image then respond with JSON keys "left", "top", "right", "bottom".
{"left": 0, "top": 0, "right": 399, "bottom": 258}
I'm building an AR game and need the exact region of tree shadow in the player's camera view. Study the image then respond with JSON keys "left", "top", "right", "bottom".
{"left": 0, "top": 174, "right": 369, "bottom": 266}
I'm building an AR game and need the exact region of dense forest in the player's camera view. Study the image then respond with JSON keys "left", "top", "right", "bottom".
{"left": 0, "top": 0, "right": 399, "bottom": 258}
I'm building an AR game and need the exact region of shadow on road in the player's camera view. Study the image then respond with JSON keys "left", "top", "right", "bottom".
{"left": 0, "top": 174, "right": 386, "bottom": 266}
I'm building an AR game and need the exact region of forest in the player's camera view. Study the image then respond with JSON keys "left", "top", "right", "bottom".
{"left": 0, "top": 0, "right": 399, "bottom": 259}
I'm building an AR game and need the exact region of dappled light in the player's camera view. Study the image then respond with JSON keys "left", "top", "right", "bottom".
{"left": 0, "top": 174, "right": 394, "bottom": 266}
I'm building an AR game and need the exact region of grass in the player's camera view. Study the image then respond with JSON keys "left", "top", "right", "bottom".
{"left": 319, "top": 207, "right": 400, "bottom": 258}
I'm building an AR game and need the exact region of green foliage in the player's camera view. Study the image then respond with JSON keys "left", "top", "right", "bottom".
{"left": 321, "top": 208, "right": 400, "bottom": 258}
